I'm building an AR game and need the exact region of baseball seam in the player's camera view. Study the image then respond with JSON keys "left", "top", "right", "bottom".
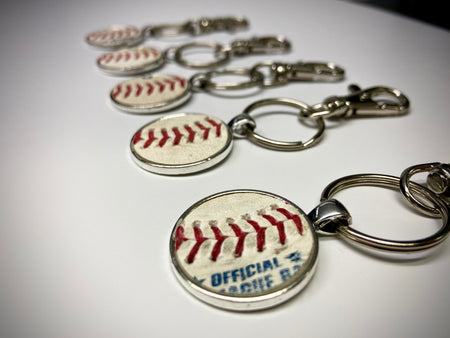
{"left": 111, "top": 77, "right": 186, "bottom": 99}
{"left": 98, "top": 48, "right": 160, "bottom": 65}
{"left": 87, "top": 27, "right": 140, "bottom": 42}
{"left": 133, "top": 118, "right": 222, "bottom": 148}
{"left": 175, "top": 207, "right": 304, "bottom": 263}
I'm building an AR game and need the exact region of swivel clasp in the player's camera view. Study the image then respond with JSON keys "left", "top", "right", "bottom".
{"left": 230, "top": 36, "right": 291, "bottom": 55}
{"left": 315, "top": 84, "right": 410, "bottom": 118}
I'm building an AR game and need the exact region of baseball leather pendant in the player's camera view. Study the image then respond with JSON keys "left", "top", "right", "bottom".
{"left": 130, "top": 113, "right": 233, "bottom": 175}
{"left": 110, "top": 74, "right": 191, "bottom": 113}
{"left": 85, "top": 25, "right": 144, "bottom": 49}
{"left": 97, "top": 46, "right": 164, "bottom": 76}
{"left": 170, "top": 190, "right": 318, "bottom": 311}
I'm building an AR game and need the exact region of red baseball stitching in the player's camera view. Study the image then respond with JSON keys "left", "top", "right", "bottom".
{"left": 174, "top": 207, "right": 304, "bottom": 263}
{"left": 87, "top": 27, "right": 140, "bottom": 42}
{"left": 112, "top": 76, "right": 186, "bottom": 100}
{"left": 132, "top": 118, "right": 222, "bottom": 148}
{"left": 98, "top": 48, "right": 160, "bottom": 65}
{"left": 228, "top": 222, "right": 249, "bottom": 257}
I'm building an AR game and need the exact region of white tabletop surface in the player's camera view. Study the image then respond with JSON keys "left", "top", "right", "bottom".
{"left": 1, "top": 0, "right": 449, "bottom": 337}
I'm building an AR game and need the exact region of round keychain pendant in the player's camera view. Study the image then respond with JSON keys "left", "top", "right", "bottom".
{"left": 169, "top": 163, "right": 449, "bottom": 311}
{"left": 130, "top": 113, "right": 233, "bottom": 175}
{"left": 97, "top": 46, "right": 164, "bottom": 76}
{"left": 85, "top": 25, "right": 144, "bottom": 49}
{"left": 110, "top": 74, "right": 191, "bottom": 113}
{"left": 170, "top": 190, "right": 318, "bottom": 311}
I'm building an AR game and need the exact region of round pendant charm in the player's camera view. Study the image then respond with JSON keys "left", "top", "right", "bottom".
{"left": 97, "top": 46, "right": 164, "bottom": 75}
{"left": 170, "top": 190, "right": 318, "bottom": 311}
{"left": 85, "top": 25, "right": 144, "bottom": 49}
{"left": 111, "top": 74, "right": 191, "bottom": 113}
{"left": 131, "top": 113, "right": 233, "bottom": 175}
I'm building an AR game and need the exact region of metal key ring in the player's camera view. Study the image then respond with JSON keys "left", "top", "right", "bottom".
{"left": 190, "top": 67, "right": 264, "bottom": 91}
{"left": 174, "top": 41, "right": 231, "bottom": 68}
{"left": 400, "top": 162, "right": 449, "bottom": 217}
{"left": 148, "top": 23, "right": 189, "bottom": 37}
{"left": 320, "top": 173, "right": 449, "bottom": 252}
{"left": 237, "top": 98, "right": 326, "bottom": 151}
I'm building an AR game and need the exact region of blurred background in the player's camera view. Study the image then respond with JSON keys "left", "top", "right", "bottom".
{"left": 348, "top": 0, "right": 449, "bottom": 29}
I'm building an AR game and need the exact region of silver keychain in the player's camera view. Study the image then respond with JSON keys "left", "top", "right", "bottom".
{"left": 129, "top": 84, "right": 409, "bottom": 175}
{"left": 110, "top": 60, "right": 343, "bottom": 114}
{"left": 99, "top": 36, "right": 291, "bottom": 76}
{"left": 85, "top": 16, "right": 249, "bottom": 49}
{"left": 169, "top": 163, "right": 449, "bottom": 311}
{"left": 109, "top": 59, "right": 344, "bottom": 114}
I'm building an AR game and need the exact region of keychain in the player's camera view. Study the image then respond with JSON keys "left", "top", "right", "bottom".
{"left": 85, "top": 16, "right": 249, "bottom": 49}
{"left": 99, "top": 36, "right": 291, "bottom": 76}
{"left": 129, "top": 84, "right": 409, "bottom": 175}
{"left": 169, "top": 162, "right": 449, "bottom": 311}
{"left": 109, "top": 59, "right": 344, "bottom": 114}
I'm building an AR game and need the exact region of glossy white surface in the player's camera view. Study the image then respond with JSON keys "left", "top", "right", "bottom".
{"left": 1, "top": 0, "right": 449, "bottom": 337}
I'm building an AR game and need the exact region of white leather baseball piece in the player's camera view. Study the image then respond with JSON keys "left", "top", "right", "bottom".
{"left": 170, "top": 190, "right": 318, "bottom": 311}
{"left": 85, "top": 25, "right": 144, "bottom": 49}
{"left": 131, "top": 113, "right": 233, "bottom": 175}
{"left": 97, "top": 46, "right": 164, "bottom": 75}
{"left": 111, "top": 74, "right": 191, "bottom": 113}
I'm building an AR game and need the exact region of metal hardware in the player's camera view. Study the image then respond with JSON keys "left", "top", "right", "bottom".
{"left": 189, "top": 67, "right": 264, "bottom": 92}
{"left": 230, "top": 36, "right": 291, "bottom": 56}
{"left": 308, "top": 84, "right": 410, "bottom": 119}
{"left": 189, "top": 61, "right": 346, "bottom": 92}
{"left": 173, "top": 41, "right": 231, "bottom": 69}
{"left": 251, "top": 61, "right": 345, "bottom": 87}
{"left": 229, "top": 98, "right": 326, "bottom": 151}
{"left": 320, "top": 173, "right": 449, "bottom": 252}
{"left": 148, "top": 16, "right": 249, "bottom": 37}
{"left": 184, "top": 16, "right": 249, "bottom": 35}
{"left": 400, "top": 162, "right": 450, "bottom": 217}
{"left": 173, "top": 36, "right": 291, "bottom": 69}
{"left": 146, "top": 23, "right": 188, "bottom": 38}
{"left": 308, "top": 199, "right": 352, "bottom": 235}
{"left": 227, "top": 113, "right": 257, "bottom": 138}
{"left": 86, "top": 16, "right": 249, "bottom": 50}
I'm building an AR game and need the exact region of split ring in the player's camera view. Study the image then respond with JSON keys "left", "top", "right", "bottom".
{"left": 400, "top": 162, "right": 449, "bottom": 217}
{"left": 237, "top": 98, "right": 325, "bottom": 151}
{"left": 320, "top": 173, "right": 449, "bottom": 252}
{"left": 189, "top": 67, "right": 264, "bottom": 91}
{"left": 174, "top": 41, "right": 231, "bottom": 68}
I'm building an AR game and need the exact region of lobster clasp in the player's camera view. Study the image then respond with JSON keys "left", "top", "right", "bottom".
{"left": 187, "top": 16, "right": 249, "bottom": 35}
{"left": 320, "top": 84, "right": 410, "bottom": 118}
{"left": 279, "top": 62, "right": 345, "bottom": 82}
{"left": 231, "top": 36, "right": 291, "bottom": 56}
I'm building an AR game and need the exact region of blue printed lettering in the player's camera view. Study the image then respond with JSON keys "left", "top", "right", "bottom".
{"left": 240, "top": 283, "right": 252, "bottom": 293}
{"left": 223, "top": 270, "right": 231, "bottom": 284}
{"left": 280, "top": 268, "right": 291, "bottom": 282}
{"left": 240, "top": 267, "right": 246, "bottom": 281}
{"left": 231, "top": 269, "right": 240, "bottom": 282}
{"left": 265, "top": 274, "right": 274, "bottom": 289}
{"left": 263, "top": 259, "right": 274, "bottom": 272}
{"left": 229, "top": 286, "right": 238, "bottom": 293}
{"left": 211, "top": 273, "right": 221, "bottom": 287}
{"left": 256, "top": 262, "right": 262, "bottom": 273}
{"left": 246, "top": 264, "right": 256, "bottom": 277}
{"left": 273, "top": 257, "right": 281, "bottom": 267}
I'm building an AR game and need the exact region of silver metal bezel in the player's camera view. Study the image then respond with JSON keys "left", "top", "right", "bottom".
{"left": 169, "top": 189, "right": 319, "bottom": 311}
{"left": 130, "top": 113, "right": 233, "bottom": 175}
